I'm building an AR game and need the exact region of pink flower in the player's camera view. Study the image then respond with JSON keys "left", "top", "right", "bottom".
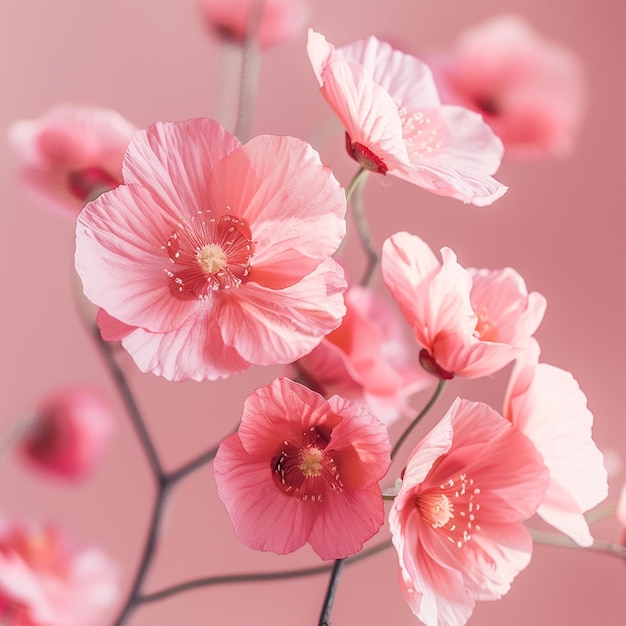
{"left": 390, "top": 398, "right": 548, "bottom": 626}
{"left": 381, "top": 231, "right": 546, "bottom": 379}
{"left": 294, "top": 285, "right": 433, "bottom": 424}
{"left": 307, "top": 30, "right": 507, "bottom": 206}
{"left": 198, "top": 0, "right": 307, "bottom": 49}
{"left": 9, "top": 104, "right": 137, "bottom": 218}
{"left": 75, "top": 118, "right": 347, "bottom": 382}
{"left": 503, "top": 340, "right": 608, "bottom": 546}
{"left": 213, "top": 377, "right": 391, "bottom": 560}
{"left": 0, "top": 521, "right": 118, "bottom": 626}
{"left": 19, "top": 387, "right": 114, "bottom": 482}
{"left": 429, "top": 15, "right": 586, "bottom": 158}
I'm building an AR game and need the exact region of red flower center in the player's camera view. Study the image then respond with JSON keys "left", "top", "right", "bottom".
{"left": 415, "top": 471, "right": 481, "bottom": 548}
{"left": 67, "top": 166, "right": 120, "bottom": 202}
{"left": 272, "top": 426, "right": 344, "bottom": 501}
{"left": 163, "top": 210, "right": 255, "bottom": 299}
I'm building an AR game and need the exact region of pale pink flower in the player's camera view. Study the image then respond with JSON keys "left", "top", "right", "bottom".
{"left": 381, "top": 231, "right": 546, "bottom": 379}
{"left": 0, "top": 521, "right": 118, "bottom": 626}
{"left": 390, "top": 397, "right": 548, "bottom": 626}
{"left": 19, "top": 387, "right": 114, "bottom": 482}
{"left": 429, "top": 15, "right": 586, "bottom": 158}
{"left": 213, "top": 377, "right": 391, "bottom": 560}
{"left": 9, "top": 104, "right": 137, "bottom": 218}
{"left": 503, "top": 340, "right": 608, "bottom": 546}
{"left": 75, "top": 118, "right": 347, "bottom": 382}
{"left": 307, "top": 30, "right": 507, "bottom": 206}
{"left": 198, "top": 0, "right": 307, "bottom": 49}
{"left": 294, "top": 285, "right": 433, "bottom": 424}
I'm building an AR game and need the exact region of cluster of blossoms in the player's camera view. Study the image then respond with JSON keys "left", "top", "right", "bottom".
{"left": 5, "top": 2, "right": 612, "bottom": 626}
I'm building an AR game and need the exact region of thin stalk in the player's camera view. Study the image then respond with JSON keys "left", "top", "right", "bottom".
{"left": 318, "top": 559, "right": 346, "bottom": 626}
{"left": 528, "top": 527, "right": 626, "bottom": 559}
{"left": 391, "top": 380, "right": 446, "bottom": 460}
{"left": 138, "top": 539, "right": 393, "bottom": 605}
{"left": 234, "top": 0, "right": 265, "bottom": 142}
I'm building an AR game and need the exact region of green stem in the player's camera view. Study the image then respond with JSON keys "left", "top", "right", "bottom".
{"left": 137, "top": 539, "right": 392, "bottom": 605}
{"left": 391, "top": 380, "right": 446, "bottom": 460}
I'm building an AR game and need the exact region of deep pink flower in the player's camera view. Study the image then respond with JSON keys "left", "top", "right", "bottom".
{"left": 75, "top": 118, "right": 347, "bottom": 382}
{"left": 295, "top": 285, "right": 433, "bottom": 424}
{"left": 503, "top": 340, "right": 608, "bottom": 546}
{"left": 9, "top": 104, "right": 137, "bottom": 218}
{"left": 213, "top": 377, "right": 391, "bottom": 560}
{"left": 0, "top": 521, "right": 118, "bottom": 626}
{"left": 307, "top": 30, "right": 507, "bottom": 206}
{"left": 19, "top": 387, "right": 114, "bottom": 482}
{"left": 381, "top": 231, "right": 546, "bottom": 379}
{"left": 429, "top": 15, "right": 586, "bottom": 158}
{"left": 390, "top": 398, "right": 548, "bottom": 626}
{"left": 198, "top": 0, "right": 307, "bottom": 49}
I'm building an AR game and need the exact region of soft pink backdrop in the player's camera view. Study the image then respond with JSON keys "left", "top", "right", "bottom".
{"left": 1, "top": 1, "right": 625, "bottom": 624}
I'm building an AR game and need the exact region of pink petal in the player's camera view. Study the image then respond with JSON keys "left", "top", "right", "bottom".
{"left": 206, "top": 134, "right": 347, "bottom": 289}
{"left": 219, "top": 260, "right": 346, "bottom": 365}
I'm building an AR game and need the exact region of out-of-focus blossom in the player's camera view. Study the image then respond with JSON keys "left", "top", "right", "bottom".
{"left": 198, "top": 0, "right": 307, "bottom": 49}
{"left": 504, "top": 340, "right": 608, "bottom": 546}
{"left": 617, "top": 484, "right": 626, "bottom": 530}
{"left": 9, "top": 104, "right": 137, "bottom": 218}
{"left": 294, "top": 285, "right": 433, "bottom": 425}
{"left": 0, "top": 521, "right": 118, "bottom": 626}
{"left": 19, "top": 387, "right": 114, "bottom": 482}
{"left": 76, "top": 118, "right": 346, "bottom": 382}
{"left": 429, "top": 15, "right": 586, "bottom": 158}
{"left": 307, "top": 30, "right": 507, "bottom": 206}
{"left": 213, "top": 377, "right": 391, "bottom": 560}
{"left": 381, "top": 231, "right": 546, "bottom": 379}
{"left": 389, "top": 398, "right": 549, "bottom": 626}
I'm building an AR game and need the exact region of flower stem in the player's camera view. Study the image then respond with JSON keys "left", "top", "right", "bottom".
{"left": 137, "top": 539, "right": 392, "bottom": 605}
{"left": 344, "top": 167, "right": 378, "bottom": 286}
{"left": 234, "top": 0, "right": 265, "bottom": 142}
{"left": 0, "top": 415, "right": 38, "bottom": 457}
{"left": 391, "top": 380, "right": 446, "bottom": 460}
{"left": 318, "top": 559, "right": 346, "bottom": 626}
{"left": 528, "top": 527, "right": 626, "bottom": 559}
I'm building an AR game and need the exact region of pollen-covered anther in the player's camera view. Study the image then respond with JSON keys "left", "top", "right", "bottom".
{"left": 162, "top": 210, "right": 255, "bottom": 298}
{"left": 299, "top": 446, "right": 324, "bottom": 477}
{"left": 417, "top": 472, "right": 480, "bottom": 548}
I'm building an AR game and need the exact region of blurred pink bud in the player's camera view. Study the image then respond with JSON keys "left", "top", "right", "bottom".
{"left": 9, "top": 103, "right": 138, "bottom": 218}
{"left": 197, "top": 0, "right": 308, "bottom": 50}
{"left": 20, "top": 387, "right": 114, "bottom": 481}
{"left": 429, "top": 15, "right": 586, "bottom": 159}
{"left": 295, "top": 285, "right": 433, "bottom": 425}
{"left": 0, "top": 521, "right": 118, "bottom": 625}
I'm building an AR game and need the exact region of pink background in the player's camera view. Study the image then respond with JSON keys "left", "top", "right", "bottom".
{"left": 2, "top": 1, "right": 626, "bottom": 624}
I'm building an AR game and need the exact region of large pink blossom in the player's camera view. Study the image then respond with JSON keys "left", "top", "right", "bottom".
{"left": 213, "top": 377, "right": 391, "bottom": 560}
{"left": 503, "top": 340, "right": 608, "bottom": 546}
{"left": 198, "top": 0, "right": 307, "bottom": 49}
{"left": 307, "top": 30, "right": 507, "bottom": 206}
{"left": 9, "top": 103, "right": 137, "bottom": 218}
{"left": 75, "top": 118, "right": 347, "bottom": 382}
{"left": 381, "top": 231, "right": 546, "bottom": 379}
{"left": 0, "top": 521, "right": 118, "bottom": 626}
{"left": 429, "top": 15, "right": 586, "bottom": 158}
{"left": 19, "top": 386, "right": 114, "bottom": 482}
{"left": 294, "top": 285, "right": 433, "bottom": 425}
{"left": 390, "top": 398, "right": 549, "bottom": 626}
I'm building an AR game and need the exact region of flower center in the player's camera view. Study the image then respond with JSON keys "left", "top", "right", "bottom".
{"left": 415, "top": 471, "right": 481, "bottom": 548}
{"left": 272, "top": 427, "right": 343, "bottom": 502}
{"left": 163, "top": 209, "right": 255, "bottom": 299}
{"left": 396, "top": 102, "right": 443, "bottom": 157}
{"left": 473, "top": 306, "right": 500, "bottom": 342}
{"left": 345, "top": 133, "right": 388, "bottom": 174}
